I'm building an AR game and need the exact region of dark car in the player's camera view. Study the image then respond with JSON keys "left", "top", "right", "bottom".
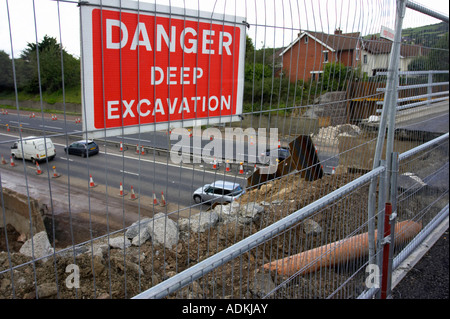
{"left": 261, "top": 147, "right": 290, "bottom": 163}
{"left": 65, "top": 140, "right": 99, "bottom": 157}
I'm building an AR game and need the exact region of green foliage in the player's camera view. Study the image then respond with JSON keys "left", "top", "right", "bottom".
{"left": 0, "top": 51, "right": 14, "bottom": 90}
{"left": 321, "top": 62, "right": 349, "bottom": 92}
{"left": 20, "top": 35, "right": 80, "bottom": 93}
{"left": 0, "top": 35, "right": 81, "bottom": 107}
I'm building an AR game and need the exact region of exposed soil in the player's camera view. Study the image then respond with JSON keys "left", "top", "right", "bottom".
{"left": 1, "top": 171, "right": 373, "bottom": 299}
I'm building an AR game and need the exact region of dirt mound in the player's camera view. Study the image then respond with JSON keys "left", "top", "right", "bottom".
{"left": 1, "top": 171, "right": 372, "bottom": 299}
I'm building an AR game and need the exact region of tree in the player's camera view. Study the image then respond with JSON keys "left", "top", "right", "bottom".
{"left": 0, "top": 50, "right": 14, "bottom": 90}
{"left": 20, "top": 35, "right": 80, "bottom": 93}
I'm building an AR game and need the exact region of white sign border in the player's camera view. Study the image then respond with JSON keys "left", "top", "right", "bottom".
{"left": 80, "top": 0, "right": 247, "bottom": 139}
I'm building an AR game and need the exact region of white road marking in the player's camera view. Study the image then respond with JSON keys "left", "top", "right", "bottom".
{"left": 120, "top": 169, "right": 139, "bottom": 176}
{"left": 39, "top": 125, "right": 63, "bottom": 130}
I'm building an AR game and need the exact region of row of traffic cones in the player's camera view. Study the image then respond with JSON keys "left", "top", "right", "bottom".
{"left": 2, "top": 156, "right": 62, "bottom": 178}
{"left": 212, "top": 158, "right": 246, "bottom": 175}
{"left": 2, "top": 156, "right": 167, "bottom": 205}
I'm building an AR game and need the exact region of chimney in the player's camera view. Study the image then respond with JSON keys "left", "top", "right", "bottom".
{"left": 334, "top": 28, "right": 343, "bottom": 35}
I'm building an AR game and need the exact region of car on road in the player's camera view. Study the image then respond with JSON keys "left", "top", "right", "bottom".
{"left": 65, "top": 140, "right": 99, "bottom": 157}
{"left": 260, "top": 147, "right": 290, "bottom": 163}
{"left": 193, "top": 180, "right": 245, "bottom": 204}
{"left": 11, "top": 137, "right": 56, "bottom": 163}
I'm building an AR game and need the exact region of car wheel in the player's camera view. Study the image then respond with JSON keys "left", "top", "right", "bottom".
{"left": 193, "top": 195, "right": 202, "bottom": 204}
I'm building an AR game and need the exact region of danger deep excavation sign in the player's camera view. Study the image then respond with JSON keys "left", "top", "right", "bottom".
{"left": 80, "top": 0, "right": 246, "bottom": 138}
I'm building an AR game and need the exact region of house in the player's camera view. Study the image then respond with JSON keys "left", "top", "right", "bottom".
{"left": 279, "top": 29, "right": 361, "bottom": 83}
{"left": 360, "top": 36, "right": 427, "bottom": 77}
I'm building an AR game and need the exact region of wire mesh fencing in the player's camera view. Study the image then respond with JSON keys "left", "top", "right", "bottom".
{"left": 0, "top": 0, "right": 448, "bottom": 300}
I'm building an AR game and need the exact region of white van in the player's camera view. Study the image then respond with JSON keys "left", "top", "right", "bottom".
{"left": 11, "top": 136, "right": 56, "bottom": 163}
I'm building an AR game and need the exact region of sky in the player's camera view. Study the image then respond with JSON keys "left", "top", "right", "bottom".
{"left": 0, "top": 0, "right": 449, "bottom": 59}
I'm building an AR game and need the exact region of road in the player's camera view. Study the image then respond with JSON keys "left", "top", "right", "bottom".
{"left": 0, "top": 132, "right": 248, "bottom": 205}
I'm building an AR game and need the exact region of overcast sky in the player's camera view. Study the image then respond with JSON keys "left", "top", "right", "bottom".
{"left": 0, "top": 0, "right": 448, "bottom": 58}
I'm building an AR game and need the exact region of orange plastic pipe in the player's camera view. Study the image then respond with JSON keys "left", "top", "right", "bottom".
{"left": 263, "top": 220, "right": 422, "bottom": 276}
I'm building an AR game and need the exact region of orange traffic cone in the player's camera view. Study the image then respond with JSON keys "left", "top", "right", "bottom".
{"left": 136, "top": 144, "right": 140, "bottom": 154}
{"left": 238, "top": 162, "right": 244, "bottom": 174}
{"left": 1, "top": 155, "right": 7, "bottom": 165}
{"left": 89, "top": 174, "right": 96, "bottom": 187}
{"left": 141, "top": 146, "right": 145, "bottom": 155}
{"left": 36, "top": 162, "right": 42, "bottom": 175}
{"left": 278, "top": 140, "right": 281, "bottom": 148}
{"left": 153, "top": 192, "right": 158, "bottom": 205}
{"left": 225, "top": 160, "right": 230, "bottom": 172}
{"left": 6, "top": 124, "right": 10, "bottom": 132}
{"left": 52, "top": 166, "right": 61, "bottom": 178}
{"left": 118, "top": 182, "right": 126, "bottom": 196}
{"left": 10, "top": 156, "right": 15, "bottom": 167}
{"left": 160, "top": 191, "right": 166, "bottom": 207}
{"left": 212, "top": 158, "right": 218, "bottom": 170}
{"left": 130, "top": 186, "right": 138, "bottom": 200}
{"left": 119, "top": 142, "right": 124, "bottom": 152}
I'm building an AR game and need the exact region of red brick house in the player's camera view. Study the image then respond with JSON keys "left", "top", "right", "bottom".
{"left": 279, "top": 29, "right": 361, "bottom": 82}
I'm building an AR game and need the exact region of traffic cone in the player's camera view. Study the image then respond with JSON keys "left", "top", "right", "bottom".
{"left": 141, "top": 146, "right": 145, "bottom": 155}
{"left": 160, "top": 191, "right": 166, "bottom": 207}
{"left": 36, "top": 162, "right": 42, "bottom": 175}
{"left": 51, "top": 114, "right": 55, "bottom": 121}
{"left": 225, "top": 160, "right": 230, "bottom": 172}
{"left": 212, "top": 158, "right": 218, "bottom": 170}
{"left": 52, "top": 166, "right": 61, "bottom": 178}
{"left": 6, "top": 124, "right": 10, "bottom": 132}
{"left": 89, "top": 174, "right": 96, "bottom": 187}
{"left": 119, "top": 142, "right": 124, "bottom": 152}
{"left": 238, "top": 162, "right": 244, "bottom": 174}
{"left": 118, "top": 182, "right": 126, "bottom": 196}
{"left": 332, "top": 167, "right": 335, "bottom": 175}
{"left": 278, "top": 140, "right": 281, "bottom": 148}
{"left": 1, "top": 155, "right": 7, "bottom": 165}
{"left": 153, "top": 192, "right": 158, "bottom": 205}
{"left": 129, "top": 186, "right": 138, "bottom": 200}
{"left": 254, "top": 164, "right": 258, "bottom": 172}
{"left": 10, "top": 156, "right": 15, "bottom": 167}
{"left": 136, "top": 144, "right": 140, "bottom": 154}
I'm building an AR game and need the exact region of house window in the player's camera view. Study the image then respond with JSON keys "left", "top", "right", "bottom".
{"left": 310, "top": 71, "right": 323, "bottom": 81}
{"left": 304, "top": 35, "right": 308, "bottom": 44}
{"left": 323, "top": 51, "right": 329, "bottom": 63}
{"left": 363, "top": 54, "right": 368, "bottom": 64}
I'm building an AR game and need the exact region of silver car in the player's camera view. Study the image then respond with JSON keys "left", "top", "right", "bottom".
{"left": 193, "top": 180, "right": 245, "bottom": 204}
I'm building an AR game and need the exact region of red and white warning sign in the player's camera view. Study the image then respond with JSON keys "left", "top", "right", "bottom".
{"left": 80, "top": 0, "right": 246, "bottom": 138}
